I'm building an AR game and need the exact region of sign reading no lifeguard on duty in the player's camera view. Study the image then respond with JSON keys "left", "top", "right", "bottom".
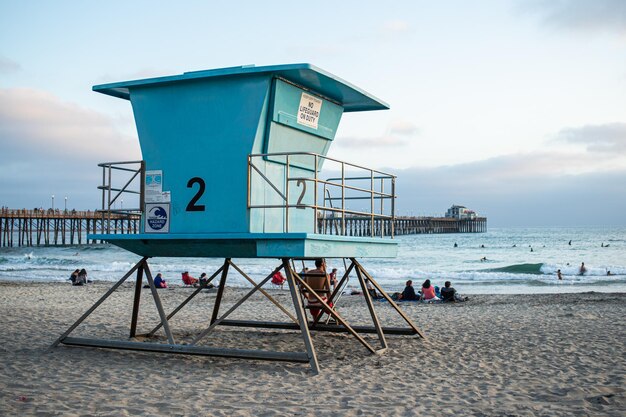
{"left": 297, "top": 92, "right": 322, "bottom": 129}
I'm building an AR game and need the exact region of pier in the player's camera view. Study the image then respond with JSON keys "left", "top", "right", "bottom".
{"left": 0, "top": 209, "right": 140, "bottom": 247}
{"left": 0, "top": 210, "right": 485, "bottom": 248}
{"left": 318, "top": 215, "right": 487, "bottom": 237}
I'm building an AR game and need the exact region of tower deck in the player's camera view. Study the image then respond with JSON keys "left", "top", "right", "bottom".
{"left": 93, "top": 232, "right": 397, "bottom": 258}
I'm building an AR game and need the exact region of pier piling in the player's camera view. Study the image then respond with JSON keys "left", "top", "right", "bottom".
{"left": 0, "top": 208, "right": 139, "bottom": 247}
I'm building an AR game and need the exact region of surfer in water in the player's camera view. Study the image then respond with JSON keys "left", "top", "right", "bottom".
{"left": 557, "top": 269, "right": 563, "bottom": 280}
{"left": 579, "top": 262, "right": 587, "bottom": 275}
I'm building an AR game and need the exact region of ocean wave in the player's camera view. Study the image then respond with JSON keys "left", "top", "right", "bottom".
{"left": 483, "top": 263, "right": 544, "bottom": 275}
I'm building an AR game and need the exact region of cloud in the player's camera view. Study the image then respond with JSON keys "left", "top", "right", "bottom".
{"left": 554, "top": 122, "right": 626, "bottom": 153}
{"left": 337, "top": 134, "right": 408, "bottom": 147}
{"left": 381, "top": 20, "right": 410, "bottom": 34}
{"left": 0, "top": 88, "right": 141, "bottom": 209}
{"left": 389, "top": 120, "right": 420, "bottom": 135}
{"left": 0, "top": 56, "right": 21, "bottom": 74}
{"left": 336, "top": 119, "right": 418, "bottom": 148}
{"left": 0, "top": 88, "right": 139, "bottom": 160}
{"left": 389, "top": 153, "right": 626, "bottom": 226}
{"left": 521, "top": 0, "right": 626, "bottom": 34}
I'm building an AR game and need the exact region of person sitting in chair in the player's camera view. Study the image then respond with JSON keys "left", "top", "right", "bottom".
{"left": 181, "top": 271, "right": 199, "bottom": 287}
{"left": 304, "top": 259, "right": 333, "bottom": 319}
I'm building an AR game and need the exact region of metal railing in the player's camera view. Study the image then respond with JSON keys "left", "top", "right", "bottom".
{"left": 248, "top": 152, "right": 396, "bottom": 237}
{"left": 97, "top": 160, "right": 145, "bottom": 233}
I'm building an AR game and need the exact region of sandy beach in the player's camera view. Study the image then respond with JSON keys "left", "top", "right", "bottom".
{"left": 0, "top": 281, "right": 624, "bottom": 416}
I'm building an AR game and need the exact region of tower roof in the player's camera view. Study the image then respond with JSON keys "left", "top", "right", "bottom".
{"left": 93, "top": 63, "right": 389, "bottom": 112}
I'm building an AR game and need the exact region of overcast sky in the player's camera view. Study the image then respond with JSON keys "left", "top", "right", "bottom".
{"left": 1, "top": 0, "right": 625, "bottom": 226}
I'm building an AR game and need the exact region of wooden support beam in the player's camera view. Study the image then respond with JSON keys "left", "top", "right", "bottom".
{"left": 143, "top": 264, "right": 175, "bottom": 344}
{"left": 147, "top": 264, "right": 224, "bottom": 336}
{"left": 61, "top": 337, "right": 310, "bottom": 363}
{"left": 129, "top": 264, "right": 145, "bottom": 337}
{"left": 283, "top": 258, "right": 320, "bottom": 374}
{"left": 217, "top": 319, "right": 417, "bottom": 335}
{"left": 49, "top": 257, "right": 148, "bottom": 350}
{"left": 351, "top": 258, "right": 426, "bottom": 339}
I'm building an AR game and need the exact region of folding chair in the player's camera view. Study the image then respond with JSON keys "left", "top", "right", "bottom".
{"left": 300, "top": 272, "right": 332, "bottom": 320}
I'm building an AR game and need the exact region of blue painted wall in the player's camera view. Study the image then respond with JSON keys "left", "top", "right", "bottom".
{"left": 130, "top": 75, "right": 271, "bottom": 234}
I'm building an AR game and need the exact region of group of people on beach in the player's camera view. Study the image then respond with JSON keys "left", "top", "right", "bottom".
{"left": 392, "top": 279, "right": 468, "bottom": 303}
{"left": 270, "top": 260, "right": 470, "bottom": 305}
{"left": 69, "top": 269, "right": 89, "bottom": 286}
{"left": 146, "top": 271, "right": 218, "bottom": 289}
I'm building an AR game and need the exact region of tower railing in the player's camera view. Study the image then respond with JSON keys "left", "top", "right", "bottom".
{"left": 248, "top": 152, "right": 396, "bottom": 237}
{"left": 97, "top": 160, "right": 145, "bottom": 233}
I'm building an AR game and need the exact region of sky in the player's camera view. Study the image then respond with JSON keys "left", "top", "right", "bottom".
{"left": 1, "top": 0, "right": 625, "bottom": 227}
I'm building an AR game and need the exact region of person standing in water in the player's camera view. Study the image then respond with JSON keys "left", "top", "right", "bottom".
{"left": 579, "top": 262, "right": 587, "bottom": 275}
{"left": 557, "top": 269, "right": 563, "bottom": 280}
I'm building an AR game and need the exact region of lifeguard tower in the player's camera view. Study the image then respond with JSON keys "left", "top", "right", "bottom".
{"left": 51, "top": 64, "right": 424, "bottom": 373}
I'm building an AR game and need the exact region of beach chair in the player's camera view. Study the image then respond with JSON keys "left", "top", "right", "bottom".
{"left": 270, "top": 271, "right": 286, "bottom": 289}
{"left": 181, "top": 272, "right": 198, "bottom": 287}
{"left": 299, "top": 271, "right": 332, "bottom": 320}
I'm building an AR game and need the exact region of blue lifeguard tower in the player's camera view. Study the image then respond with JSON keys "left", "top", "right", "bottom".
{"left": 52, "top": 64, "right": 424, "bottom": 373}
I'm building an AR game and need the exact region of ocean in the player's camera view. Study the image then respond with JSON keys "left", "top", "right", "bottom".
{"left": 1, "top": 227, "right": 624, "bottom": 294}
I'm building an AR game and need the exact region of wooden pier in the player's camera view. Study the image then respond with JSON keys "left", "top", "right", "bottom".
{"left": 0, "top": 209, "right": 140, "bottom": 247}
{"left": 0, "top": 209, "right": 485, "bottom": 247}
{"left": 319, "top": 216, "right": 487, "bottom": 237}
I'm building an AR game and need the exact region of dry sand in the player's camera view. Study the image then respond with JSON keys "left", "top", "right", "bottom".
{"left": 0, "top": 281, "right": 624, "bottom": 416}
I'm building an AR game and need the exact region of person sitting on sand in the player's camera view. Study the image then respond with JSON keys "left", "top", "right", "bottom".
{"left": 420, "top": 279, "right": 439, "bottom": 302}
{"left": 74, "top": 268, "right": 88, "bottom": 286}
{"left": 400, "top": 280, "right": 419, "bottom": 301}
{"left": 69, "top": 269, "right": 79, "bottom": 284}
{"left": 440, "top": 281, "right": 468, "bottom": 302}
{"left": 329, "top": 268, "right": 338, "bottom": 290}
{"left": 154, "top": 273, "right": 168, "bottom": 288}
{"left": 579, "top": 262, "right": 587, "bottom": 276}
{"left": 366, "top": 280, "right": 382, "bottom": 300}
{"left": 199, "top": 272, "right": 215, "bottom": 289}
